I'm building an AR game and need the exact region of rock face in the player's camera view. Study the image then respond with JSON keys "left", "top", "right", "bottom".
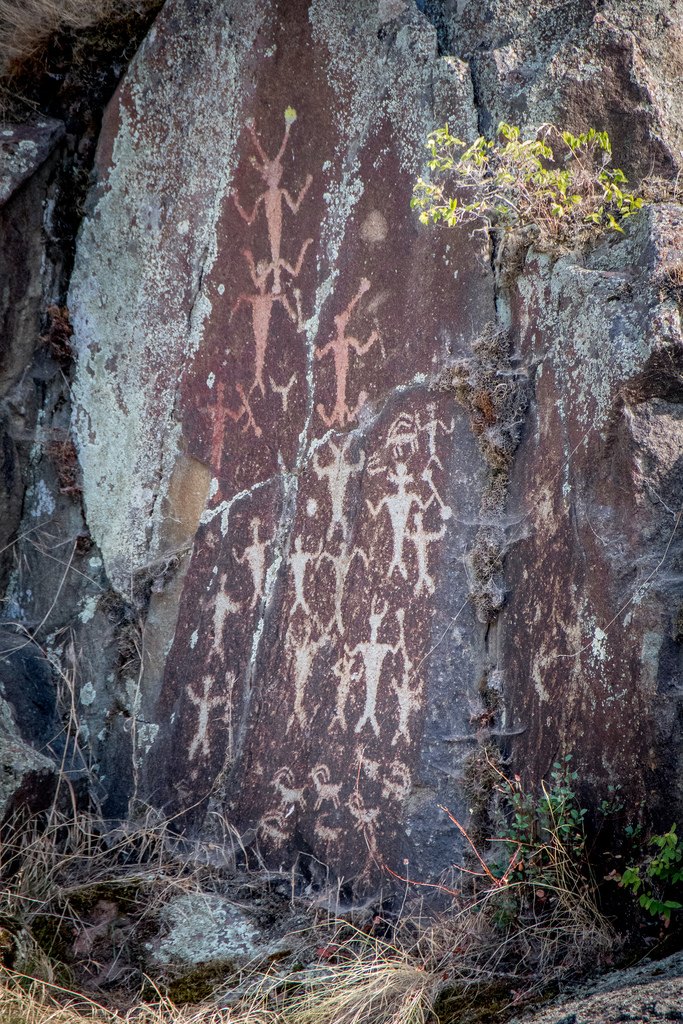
{"left": 1, "top": 0, "right": 682, "bottom": 893}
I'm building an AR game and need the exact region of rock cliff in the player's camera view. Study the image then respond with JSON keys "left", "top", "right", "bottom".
{"left": 1, "top": 0, "right": 682, "bottom": 895}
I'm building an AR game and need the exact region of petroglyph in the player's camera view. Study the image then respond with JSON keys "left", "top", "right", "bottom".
{"left": 187, "top": 675, "right": 232, "bottom": 763}
{"left": 316, "top": 279, "right": 378, "bottom": 428}
{"left": 270, "top": 372, "right": 297, "bottom": 412}
{"left": 386, "top": 411, "right": 419, "bottom": 459}
{"left": 312, "top": 436, "right": 365, "bottom": 542}
{"left": 272, "top": 766, "right": 307, "bottom": 810}
{"left": 311, "top": 763, "right": 342, "bottom": 810}
{"left": 212, "top": 578, "right": 241, "bottom": 656}
{"left": 418, "top": 403, "right": 455, "bottom": 471}
{"left": 319, "top": 544, "right": 368, "bottom": 635}
{"left": 331, "top": 647, "right": 361, "bottom": 732}
{"left": 367, "top": 462, "right": 430, "bottom": 581}
{"left": 407, "top": 511, "right": 446, "bottom": 596}
{"left": 421, "top": 466, "right": 453, "bottom": 521}
{"left": 289, "top": 536, "right": 323, "bottom": 617}
{"left": 232, "top": 110, "right": 312, "bottom": 296}
{"left": 314, "top": 819, "right": 342, "bottom": 845}
{"left": 390, "top": 673, "right": 422, "bottom": 746}
{"left": 348, "top": 599, "right": 411, "bottom": 737}
{"left": 233, "top": 518, "right": 270, "bottom": 610}
{"left": 287, "top": 622, "right": 329, "bottom": 733}
{"left": 232, "top": 249, "right": 307, "bottom": 396}
{"left": 258, "top": 809, "right": 290, "bottom": 848}
{"left": 347, "top": 790, "right": 381, "bottom": 865}
{"left": 381, "top": 760, "right": 411, "bottom": 802}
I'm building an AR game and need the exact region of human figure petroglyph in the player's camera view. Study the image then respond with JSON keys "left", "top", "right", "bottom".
{"left": 187, "top": 675, "right": 231, "bottom": 762}
{"left": 319, "top": 544, "right": 368, "bottom": 636}
{"left": 272, "top": 767, "right": 307, "bottom": 810}
{"left": 330, "top": 647, "right": 361, "bottom": 733}
{"left": 315, "top": 279, "right": 378, "bottom": 428}
{"left": 348, "top": 599, "right": 411, "bottom": 737}
{"left": 212, "top": 578, "right": 241, "bottom": 656}
{"left": 233, "top": 517, "right": 270, "bottom": 610}
{"left": 311, "top": 764, "right": 342, "bottom": 811}
{"left": 407, "top": 511, "right": 447, "bottom": 596}
{"left": 390, "top": 673, "right": 422, "bottom": 746}
{"left": 286, "top": 622, "right": 328, "bottom": 733}
{"left": 312, "top": 436, "right": 365, "bottom": 542}
{"left": 417, "top": 403, "right": 455, "bottom": 471}
{"left": 366, "top": 462, "right": 430, "bottom": 581}
{"left": 289, "top": 535, "right": 323, "bottom": 617}
{"left": 232, "top": 249, "right": 308, "bottom": 396}
{"left": 232, "top": 110, "right": 312, "bottom": 296}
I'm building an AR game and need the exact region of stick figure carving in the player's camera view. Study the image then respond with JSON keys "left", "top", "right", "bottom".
{"left": 232, "top": 248, "right": 309, "bottom": 396}
{"left": 347, "top": 599, "right": 410, "bottom": 737}
{"left": 187, "top": 675, "right": 231, "bottom": 762}
{"left": 233, "top": 518, "right": 270, "bottom": 610}
{"left": 289, "top": 535, "right": 323, "bottom": 617}
{"left": 315, "top": 279, "right": 378, "bottom": 427}
{"left": 407, "top": 511, "right": 447, "bottom": 596}
{"left": 312, "top": 436, "right": 365, "bottom": 542}
{"left": 232, "top": 112, "right": 312, "bottom": 296}
{"left": 366, "top": 462, "right": 429, "bottom": 581}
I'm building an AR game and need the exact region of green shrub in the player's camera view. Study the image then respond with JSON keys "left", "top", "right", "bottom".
{"left": 617, "top": 824, "right": 683, "bottom": 921}
{"left": 411, "top": 122, "right": 644, "bottom": 249}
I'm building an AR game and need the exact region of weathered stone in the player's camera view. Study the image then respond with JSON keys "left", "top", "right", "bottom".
{"left": 150, "top": 892, "right": 262, "bottom": 968}
{"left": 0, "top": 689, "right": 56, "bottom": 822}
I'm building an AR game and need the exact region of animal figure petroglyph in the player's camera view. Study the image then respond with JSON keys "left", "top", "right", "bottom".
{"left": 272, "top": 766, "right": 307, "bottom": 809}
{"left": 311, "top": 764, "right": 342, "bottom": 811}
{"left": 232, "top": 112, "right": 312, "bottom": 296}
{"left": 233, "top": 517, "right": 270, "bottom": 610}
{"left": 315, "top": 279, "right": 378, "bottom": 427}
{"left": 312, "top": 436, "right": 365, "bottom": 542}
{"left": 314, "top": 820, "right": 342, "bottom": 845}
{"left": 258, "top": 810, "right": 290, "bottom": 848}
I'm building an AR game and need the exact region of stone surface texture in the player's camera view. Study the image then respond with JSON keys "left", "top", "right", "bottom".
{"left": 0, "top": 0, "right": 680, "bottom": 895}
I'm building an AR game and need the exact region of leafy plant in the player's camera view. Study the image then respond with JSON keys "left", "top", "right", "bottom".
{"left": 495, "top": 754, "right": 589, "bottom": 890}
{"left": 411, "top": 122, "right": 644, "bottom": 249}
{"left": 617, "top": 824, "right": 683, "bottom": 921}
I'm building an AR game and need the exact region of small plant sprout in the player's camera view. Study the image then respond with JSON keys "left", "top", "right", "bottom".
{"left": 411, "top": 122, "right": 645, "bottom": 249}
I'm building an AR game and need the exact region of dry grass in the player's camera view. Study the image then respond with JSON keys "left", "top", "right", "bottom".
{"left": 0, "top": 0, "right": 157, "bottom": 76}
